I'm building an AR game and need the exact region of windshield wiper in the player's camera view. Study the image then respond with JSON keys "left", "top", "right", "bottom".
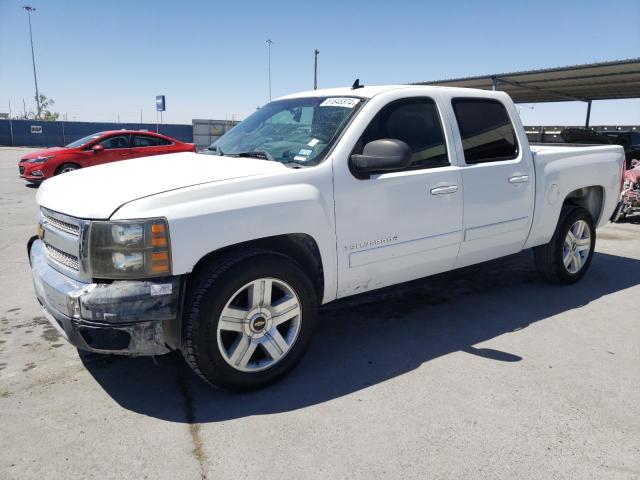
{"left": 230, "top": 150, "right": 275, "bottom": 161}
{"left": 226, "top": 150, "right": 308, "bottom": 167}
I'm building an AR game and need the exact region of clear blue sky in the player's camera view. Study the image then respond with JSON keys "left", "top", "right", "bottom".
{"left": 1, "top": 0, "right": 639, "bottom": 125}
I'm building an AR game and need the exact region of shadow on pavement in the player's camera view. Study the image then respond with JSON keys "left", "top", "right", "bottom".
{"left": 81, "top": 251, "right": 640, "bottom": 423}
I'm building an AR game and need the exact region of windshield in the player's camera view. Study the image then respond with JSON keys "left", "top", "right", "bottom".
{"left": 65, "top": 132, "right": 105, "bottom": 148}
{"left": 207, "top": 96, "right": 363, "bottom": 166}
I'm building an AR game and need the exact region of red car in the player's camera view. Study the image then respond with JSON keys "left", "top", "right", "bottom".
{"left": 18, "top": 130, "right": 196, "bottom": 183}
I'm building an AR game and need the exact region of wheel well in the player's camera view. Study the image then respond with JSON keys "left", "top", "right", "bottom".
{"left": 55, "top": 162, "right": 81, "bottom": 175}
{"left": 188, "top": 234, "right": 324, "bottom": 301}
{"left": 563, "top": 186, "right": 604, "bottom": 224}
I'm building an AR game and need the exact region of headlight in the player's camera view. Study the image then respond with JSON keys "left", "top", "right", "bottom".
{"left": 28, "top": 155, "right": 54, "bottom": 164}
{"left": 88, "top": 218, "right": 171, "bottom": 279}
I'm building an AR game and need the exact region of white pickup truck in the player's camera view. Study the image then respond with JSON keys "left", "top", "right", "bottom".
{"left": 29, "top": 85, "right": 624, "bottom": 390}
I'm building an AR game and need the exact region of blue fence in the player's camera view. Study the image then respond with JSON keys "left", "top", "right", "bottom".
{"left": 0, "top": 120, "right": 193, "bottom": 147}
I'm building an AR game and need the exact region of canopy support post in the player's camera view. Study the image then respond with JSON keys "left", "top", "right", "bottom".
{"left": 585, "top": 100, "right": 592, "bottom": 128}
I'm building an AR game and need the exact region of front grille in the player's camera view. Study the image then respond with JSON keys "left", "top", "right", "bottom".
{"left": 43, "top": 213, "right": 81, "bottom": 237}
{"left": 45, "top": 243, "right": 80, "bottom": 271}
{"left": 39, "top": 208, "right": 88, "bottom": 280}
{"left": 19, "top": 166, "right": 25, "bottom": 175}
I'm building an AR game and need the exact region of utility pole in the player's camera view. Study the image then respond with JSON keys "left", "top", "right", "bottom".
{"left": 22, "top": 6, "right": 41, "bottom": 119}
{"left": 266, "top": 39, "right": 273, "bottom": 101}
{"left": 313, "top": 49, "right": 319, "bottom": 90}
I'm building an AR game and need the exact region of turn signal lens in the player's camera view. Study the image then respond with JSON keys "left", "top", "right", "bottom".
{"left": 151, "top": 251, "right": 170, "bottom": 274}
{"left": 151, "top": 223, "right": 168, "bottom": 247}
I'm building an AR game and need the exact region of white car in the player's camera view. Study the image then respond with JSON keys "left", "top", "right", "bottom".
{"left": 29, "top": 85, "right": 624, "bottom": 390}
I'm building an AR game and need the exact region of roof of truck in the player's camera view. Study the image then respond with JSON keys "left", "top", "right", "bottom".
{"left": 277, "top": 84, "right": 496, "bottom": 101}
{"left": 277, "top": 85, "right": 408, "bottom": 100}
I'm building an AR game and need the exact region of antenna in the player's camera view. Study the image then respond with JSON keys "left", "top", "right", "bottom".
{"left": 351, "top": 78, "right": 364, "bottom": 90}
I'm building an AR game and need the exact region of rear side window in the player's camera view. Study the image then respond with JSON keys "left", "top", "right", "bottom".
{"left": 133, "top": 135, "right": 159, "bottom": 147}
{"left": 452, "top": 98, "right": 518, "bottom": 164}
{"left": 357, "top": 97, "right": 449, "bottom": 170}
{"left": 157, "top": 137, "right": 172, "bottom": 146}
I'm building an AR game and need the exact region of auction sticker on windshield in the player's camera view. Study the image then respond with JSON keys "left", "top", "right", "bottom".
{"left": 320, "top": 97, "right": 360, "bottom": 108}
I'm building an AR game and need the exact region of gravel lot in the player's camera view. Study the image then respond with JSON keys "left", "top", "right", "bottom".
{"left": 1, "top": 147, "right": 639, "bottom": 480}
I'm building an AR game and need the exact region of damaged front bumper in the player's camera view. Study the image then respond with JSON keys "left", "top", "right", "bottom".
{"left": 29, "top": 238, "right": 182, "bottom": 355}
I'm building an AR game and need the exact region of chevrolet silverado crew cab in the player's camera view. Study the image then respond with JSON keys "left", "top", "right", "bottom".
{"left": 28, "top": 85, "right": 624, "bottom": 391}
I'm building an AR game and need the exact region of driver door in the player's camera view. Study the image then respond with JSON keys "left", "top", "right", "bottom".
{"left": 333, "top": 95, "right": 463, "bottom": 297}
{"left": 93, "top": 134, "right": 132, "bottom": 166}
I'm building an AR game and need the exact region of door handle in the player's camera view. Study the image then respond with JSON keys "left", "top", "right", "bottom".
{"left": 430, "top": 185, "right": 458, "bottom": 195}
{"left": 508, "top": 175, "right": 529, "bottom": 184}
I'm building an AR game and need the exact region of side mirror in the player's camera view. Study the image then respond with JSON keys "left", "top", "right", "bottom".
{"left": 350, "top": 139, "right": 411, "bottom": 178}
{"left": 92, "top": 144, "right": 104, "bottom": 154}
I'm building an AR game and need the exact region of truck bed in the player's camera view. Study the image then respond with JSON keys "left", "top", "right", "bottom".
{"left": 524, "top": 143, "right": 624, "bottom": 249}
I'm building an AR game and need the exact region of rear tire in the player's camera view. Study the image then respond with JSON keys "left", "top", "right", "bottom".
{"left": 611, "top": 201, "right": 627, "bottom": 223}
{"left": 534, "top": 206, "right": 596, "bottom": 284}
{"left": 182, "top": 249, "right": 318, "bottom": 391}
{"left": 55, "top": 163, "right": 80, "bottom": 175}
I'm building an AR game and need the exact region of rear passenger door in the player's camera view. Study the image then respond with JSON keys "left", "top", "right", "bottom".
{"left": 131, "top": 134, "right": 163, "bottom": 158}
{"left": 448, "top": 97, "right": 535, "bottom": 268}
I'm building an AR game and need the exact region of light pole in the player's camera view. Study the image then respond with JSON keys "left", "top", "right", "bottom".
{"left": 313, "top": 49, "right": 319, "bottom": 90}
{"left": 266, "top": 39, "right": 273, "bottom": 101}
{"left": 22, "top": 6, "right": 41, "bottom": 119}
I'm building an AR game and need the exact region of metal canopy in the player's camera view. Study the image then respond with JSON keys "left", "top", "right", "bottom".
{"left": 414, "top": 58, "right": 640, "bottom": 104}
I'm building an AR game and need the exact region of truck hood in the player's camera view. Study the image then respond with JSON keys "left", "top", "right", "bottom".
{"left": 36, "top": 152, "right": 287, "bottom": 219}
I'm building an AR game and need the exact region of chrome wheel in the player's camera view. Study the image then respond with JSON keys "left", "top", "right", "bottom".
{"left": 562, "top": 219, "right": 591, "bottom": 274}
{"left": 59, "top": 165, "right": 77, "bottom": 174}
{"left": 216, "top": 278, "right": 302, "bottom": 372}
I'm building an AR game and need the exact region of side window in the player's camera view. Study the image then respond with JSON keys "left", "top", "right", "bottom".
{"left": 100, "top": 135, "right": 130, "bottom": 149}
{"left": 452, "top": 98, "right": 518, "bottom": 164}
{"left": 157, "top": 137, "right": 172, "bottom": 146}
{"left": 133, "top": 135, "right": 159, "bottom": 147}
{"left": 357, "top": 98, "right": 449, "bottom": 170}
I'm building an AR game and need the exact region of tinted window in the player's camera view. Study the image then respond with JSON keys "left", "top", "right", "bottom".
{"left": 452, "top": 99, "right": 518, "bottom": 163}
{"left": 133, "top": 135, "right": 158, "bottom": 147}
{"left": 157, "top": 137, "right": 172, "bottom": 146}
{"left": 67, "top": 132, "right": 105, "bottom": 148}
{"left": 357, "top": 98, "right": 449, "bottom": 169}
{"left": 100, "top": 135, "right": 130, "bottom": 149}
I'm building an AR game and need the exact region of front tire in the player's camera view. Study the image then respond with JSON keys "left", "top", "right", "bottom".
{"left": 182, "top": 250, "right": 318, "bottom": 391}
{"left": 534, "top": 206, "right": 596, "bottom": 284}
{"left": 55, "top": 163, "right": 80, "bottom": 175}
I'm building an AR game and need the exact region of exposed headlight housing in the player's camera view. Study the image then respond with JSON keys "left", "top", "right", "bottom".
{"left": 88, "top": 218, "right": 171, "bottom": 279}
{"left": 28, "top": 155, "right": 54, "bottom": 164}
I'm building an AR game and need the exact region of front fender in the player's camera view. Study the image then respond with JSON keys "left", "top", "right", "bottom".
{"left": 112, "top": 174, "right": 338, "bottom": 303}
